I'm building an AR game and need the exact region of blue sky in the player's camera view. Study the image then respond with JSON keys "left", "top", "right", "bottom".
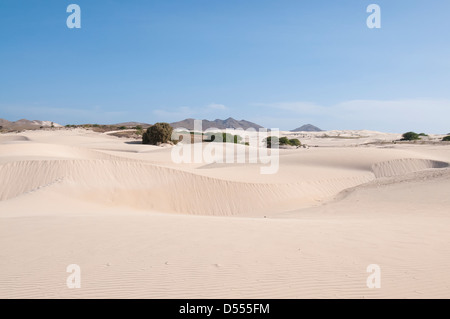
{"left": 1, "top": 0, "right": 449, "bottom": 132}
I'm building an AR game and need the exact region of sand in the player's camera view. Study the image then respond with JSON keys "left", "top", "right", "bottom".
{"left": 1, "top": 128, "right": 450, "bottom": 298}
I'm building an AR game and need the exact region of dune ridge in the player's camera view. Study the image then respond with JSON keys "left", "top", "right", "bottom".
{"left": 2, "top": 128, "right": 450, "bottom": 298}
{"left": 372, "top": 158, "right": 449, "bottom": 178}
{"left": 0, "top": 159, "right": 373, "bottom": 216}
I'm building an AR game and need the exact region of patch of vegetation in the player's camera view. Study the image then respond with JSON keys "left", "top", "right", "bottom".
{"left": 204, "top": 132, "right": 243, "bottom": 144}
{"left": 418, "top": 133, "right": 428, "bottom": 137}
{"left": 108, "top": 131, "right": 143, "bottom": 139}
{"left": 279, "top": 137, "right": 290, "bottom": 145}
{"left": 142, "top": 122, "right": 173, "bottom": 145}
{"left": 401, "top": 132, "right": 421, "bottom": 141}
{"left": 289, "top": 138, "right": 301, "bottom": 146}
{"left": 443, "top": 136, "right": 450, "bottom": 142}
{"left": 264, "top": 136, "right": 278, "bottom": 148}
{"left": 64, "top": 124, "right": 125, "bottom": 132}
{"left": 234, "top": 135, "right": 242, "bottom": 144}
{"left": 265, "top": 136, "right": 301, "bottom": 148}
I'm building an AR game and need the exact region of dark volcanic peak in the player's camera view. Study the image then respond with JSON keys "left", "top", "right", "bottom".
{"left": 170, "top": 117, "right": 264, "bottom": 131}
{"left": 291, "top": 124, "right": 323, "bottom": 132}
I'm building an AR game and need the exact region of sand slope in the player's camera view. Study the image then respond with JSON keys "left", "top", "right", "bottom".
{"left": 1, "top": 128, "right": 450, "bottom": 298}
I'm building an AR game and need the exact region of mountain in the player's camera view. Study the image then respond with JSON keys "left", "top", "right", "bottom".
{"left": 0, "top": 119, "right": 62, "bottom": 130}
{"left": 114, "top": 122, "right": 152, "bottom": 127}
{"left": 0, "top": 119, "right": 11, "bottom": 127}
{"left": 291, "top": 124, "right": 323, "bottom": 132}
{"left": 170, "top": 117, "right": 264, "bottom": 131}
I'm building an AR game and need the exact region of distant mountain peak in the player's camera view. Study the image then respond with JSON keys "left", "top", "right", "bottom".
{"left": 291, "top": 124, "right": 323, "bottom": 132}
{"left": 0, "top": 118, "right": 62, "bottom": 130}
{"left": 170, "top": 118, "right": 264, "bottom": 131}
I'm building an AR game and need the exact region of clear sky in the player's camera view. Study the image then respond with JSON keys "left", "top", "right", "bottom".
{"left": 1, "top": 0, "right": 449, "bottom": 133}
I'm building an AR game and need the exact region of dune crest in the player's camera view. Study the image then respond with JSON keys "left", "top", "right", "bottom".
{"left": 2, "top": 128, "right": 450, "bottom": 298}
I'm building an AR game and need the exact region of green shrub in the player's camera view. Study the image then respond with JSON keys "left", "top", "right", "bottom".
{"left": 279, "top": 137, "right": 290, "bottom": 145}
{"left": 142, "top": 122, "right": 173, "bottom": 145}
{"left": 142, "top": 131, "right": 150, "bottom": 144}
{"left": 222, "top": 133, "right": 233, "bottom": 143}
{"left": 401, "top": 132, "right": 420, "bottom": 141}
{"left": 264, "top": 136, "right": 279, "bottom": 148}
{"left": 204, "top": 132, "right": 219, "bottom": 142}
{"left": 443, "top": 136, "right": 450, "bottom": 142}
{"left": 271, "top": 136, "right": 301, "bottom": 147}
{"left": 418, "top": 133, "right": 428, "bottom": 137}
{"left": 289, "top": 138, "right": 301, "bottom": 146}
{"left": 222, "top": 133, "right": 242, "bottom": 144}
{"left": 204, "top": 132, "right": 242, "bottom": 144}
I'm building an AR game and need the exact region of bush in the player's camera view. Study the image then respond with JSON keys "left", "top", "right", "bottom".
{"left": 270, "top": 136, "right": 301, "bottom": 147}
{"left": 204, "top": 132, "right": 242, "bottom": 144}
{"left": 118, "top": 126, "right": 127, "bottom": 130}
{"left": 142, "top": 122, "right": 173, "bottom": 145}
{"left": 401, "top": 132, "right": 420, "bottom": 141}
{"left": 418, "top": 133, "right": 428, "bottom": 137}
{"left": 443, "top": 136, "right": 450, "bottom": 142}
{"left": 142, "top": 131, "right": 150, "bottom": 144}
{"left": 204, "top": 132, "right": 219, "bottom": 142}
{"left": 264, "top": 136, "right": 279, "bottom": 148}
{"left": 289, "top": 138, "right": 301, "bottom": 146}
{"left": 279, "top": 137, "right": 290, "bottom": 145}
{"left": 222, "top": 133, "right": 233, "bottom": 143}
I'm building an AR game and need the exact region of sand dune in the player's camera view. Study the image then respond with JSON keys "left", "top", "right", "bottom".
{"left": 0, "top": 158, "right": 371, "bottom": 216}
{"left": 1, "top": 128, "right": 450, "bottom": 298}
{"left": 371, "top": 158, "right": 449, "bottom": 178}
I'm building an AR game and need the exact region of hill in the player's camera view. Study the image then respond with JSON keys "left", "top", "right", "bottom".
{"left": 291, "top": 124, "right": 323, "bottom": 132}
{"left": 170, "top": 117, "right": 264, "bottom": 131}
{"left": 0, "top": 119, "right": 62, "bottom": 131}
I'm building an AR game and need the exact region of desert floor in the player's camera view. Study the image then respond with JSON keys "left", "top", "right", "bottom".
{"left": 1, "top": 128, "right": 450, "bottom": 298}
